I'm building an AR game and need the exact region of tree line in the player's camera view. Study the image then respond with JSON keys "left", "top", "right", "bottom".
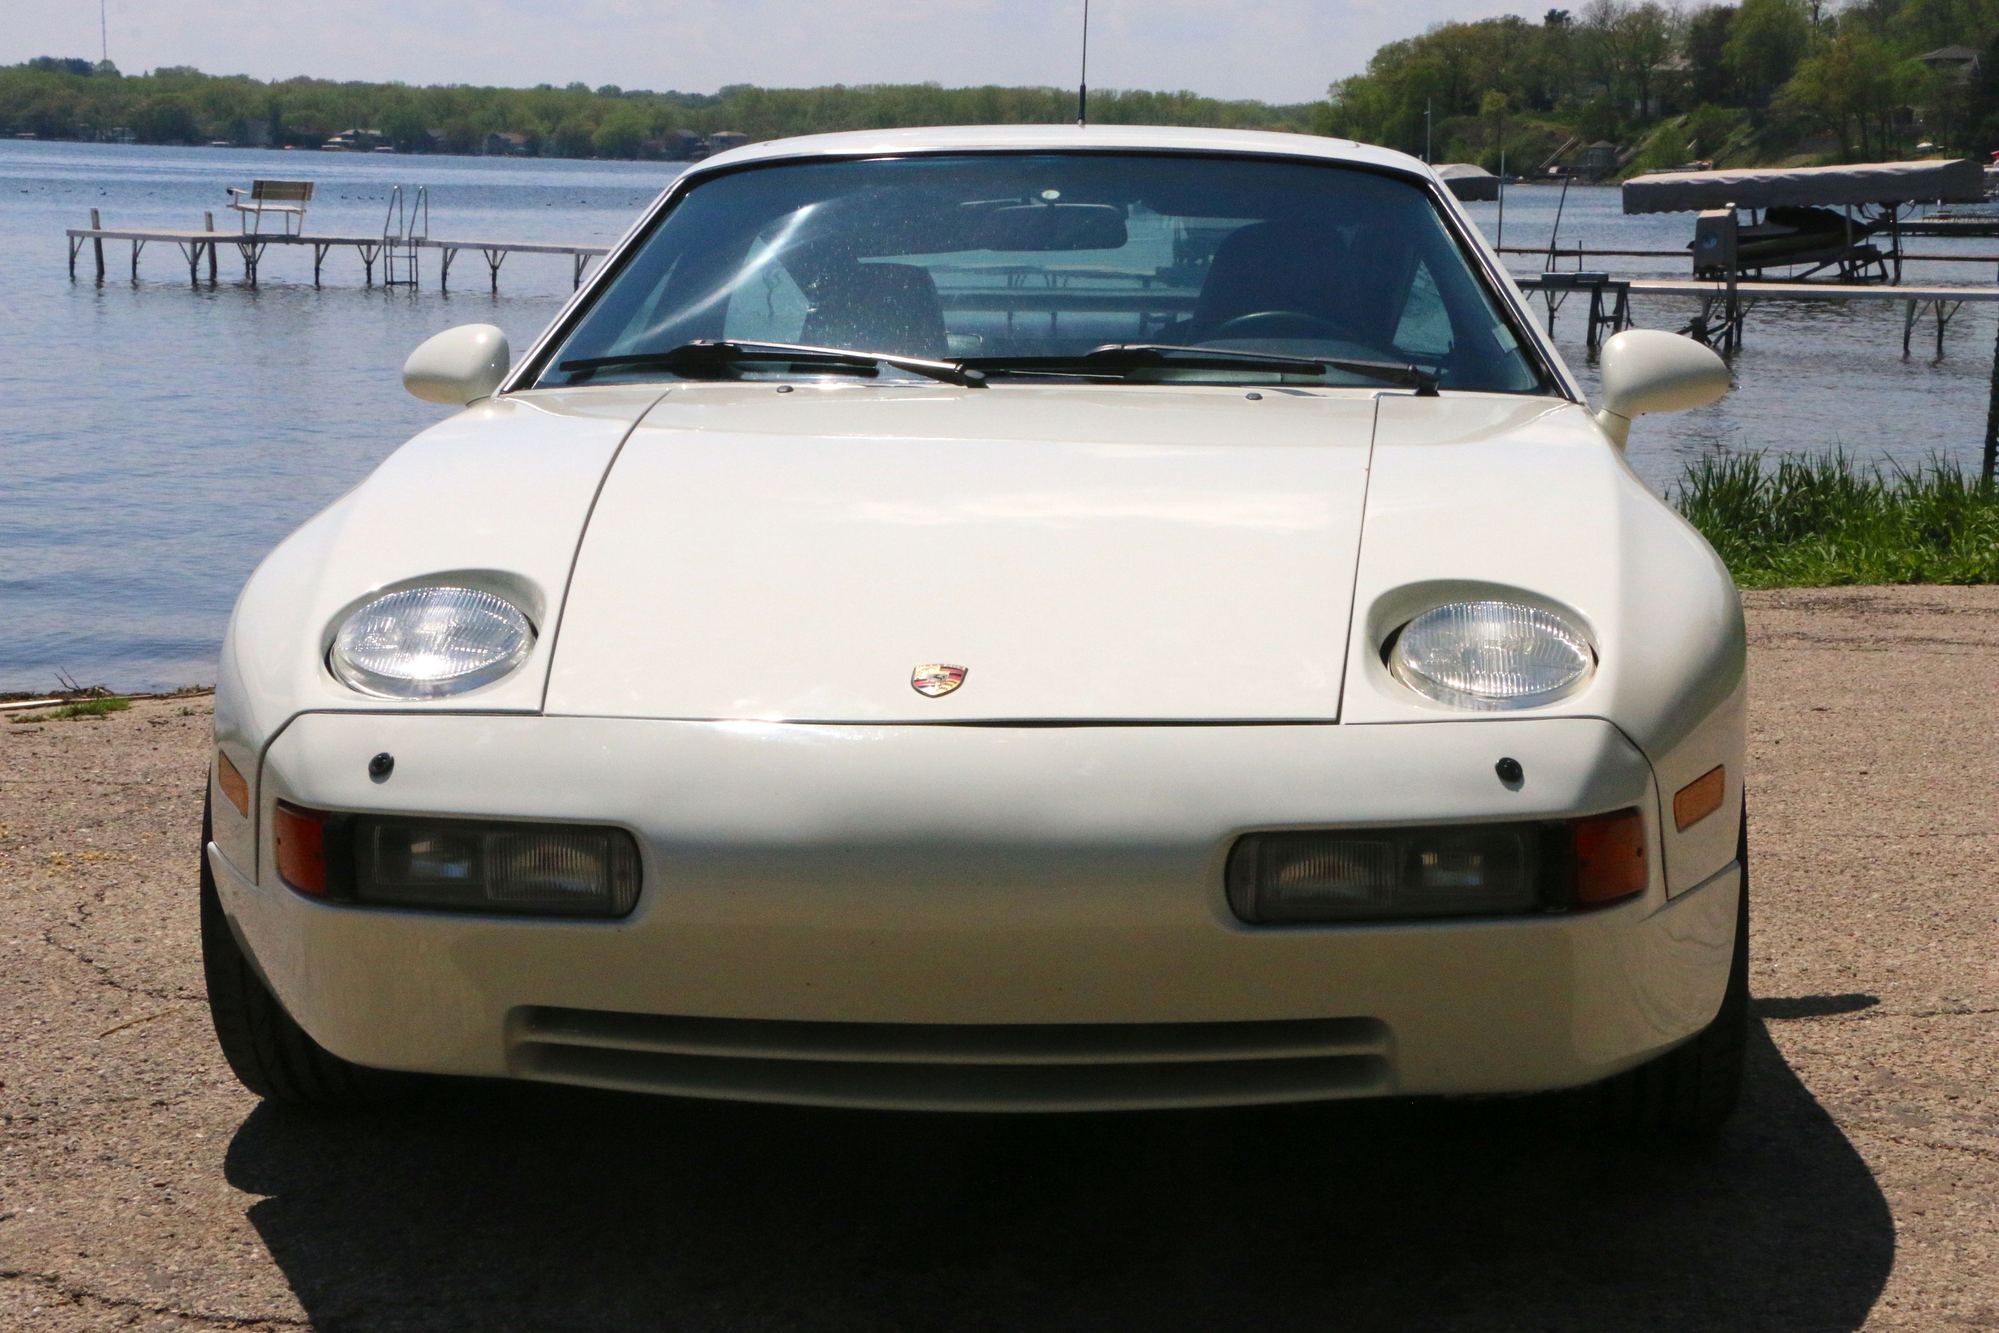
{"left": 1326, "top": 0, "right": 1999, "bottom": 171}
{"left": 0, "top": 59, "right": 1320, "bottom": 157}
{"left": 13, "top": 0, "right": 1999, "bottom": 175}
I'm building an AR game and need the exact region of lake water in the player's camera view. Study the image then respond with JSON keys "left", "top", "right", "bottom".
{"left": 3, "top": 140, "right": 1996, "bottom": 692}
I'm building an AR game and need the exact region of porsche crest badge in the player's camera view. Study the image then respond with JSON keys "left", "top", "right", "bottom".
{"left": 911, "top": 663, "right": 968, "bottom": 698}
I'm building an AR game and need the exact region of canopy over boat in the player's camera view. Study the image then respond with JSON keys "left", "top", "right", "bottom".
{"left": 1622, "top": 158, "right": 1984, "bottom": 214}
{"left": 1436, "top": 163, "right": 1501, "bottom": 202}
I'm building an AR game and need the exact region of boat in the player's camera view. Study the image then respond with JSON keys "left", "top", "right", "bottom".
{"left": 1706, "top": 204, "right": 1888, "bottom": 278}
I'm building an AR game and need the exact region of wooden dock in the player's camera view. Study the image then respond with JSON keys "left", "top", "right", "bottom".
{"left": 1515, "top": 274, "right": 1999, "bottom": 303}
{"left": 426, "top": 238, "right": 610, "bottom": 291}
{"left": 65, "top": 211, "right": 609, "bottom": 291}
{"left": 1512, "top": 271, "right": 1999, "bottom": 357}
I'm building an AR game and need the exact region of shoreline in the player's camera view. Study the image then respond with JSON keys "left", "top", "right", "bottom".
{"left": 0, "top": 683, "right": 213, "bottom": 710}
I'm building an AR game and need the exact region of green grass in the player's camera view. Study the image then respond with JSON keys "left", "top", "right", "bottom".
{"left": 1672, "top": 451, "right": 1999, "bottom": 588}
{"left": 8, "top": 696, "right": 131, "bottom": 723}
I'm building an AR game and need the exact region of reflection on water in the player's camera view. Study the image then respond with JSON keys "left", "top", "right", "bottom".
{"left": 1, "top": 143, "right": 1993, "bottom": 691}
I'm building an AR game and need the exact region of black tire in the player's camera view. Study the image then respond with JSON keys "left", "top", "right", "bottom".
{"left": 200, "top": 789, "right": 391, "bottom": 1106}
{"left": 1583, "top": 806, "right": 1750, "bottom": 1139}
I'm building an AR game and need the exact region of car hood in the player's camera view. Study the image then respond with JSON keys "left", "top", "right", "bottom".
{"left": 544, "top": 383, "right": 1382, "bottom": 721}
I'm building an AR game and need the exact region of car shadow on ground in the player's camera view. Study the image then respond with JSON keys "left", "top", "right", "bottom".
{"left": 224, "top": 1014, "right": 1891, "bottom": 1332}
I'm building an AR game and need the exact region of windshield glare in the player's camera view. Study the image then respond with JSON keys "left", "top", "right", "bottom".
{"left": 535, "top": 153, "right": 1547, "bottom": 393}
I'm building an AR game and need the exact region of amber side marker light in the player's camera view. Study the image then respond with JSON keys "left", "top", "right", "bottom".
{"left": 1674, "top": 765, "right": 1727, "bottom": 832}
{"left": 274, "top": 802, "right": 331, "bottom": 897}
{"left": 215, "top": 751, "right": 249, "bottom": 817}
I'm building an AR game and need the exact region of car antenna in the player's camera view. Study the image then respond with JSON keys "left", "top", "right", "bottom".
{"left": 1076, "top": 0, "right": 1090, "bottom": 126}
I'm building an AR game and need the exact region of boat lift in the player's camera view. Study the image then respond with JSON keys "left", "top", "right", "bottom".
{"left": 1621, "top": 158, "right": 1987, "bottom": 349}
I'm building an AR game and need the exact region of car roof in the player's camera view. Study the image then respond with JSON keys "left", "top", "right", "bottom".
{"left": 693, "top": 124, "right": 1433, "bottom": 181}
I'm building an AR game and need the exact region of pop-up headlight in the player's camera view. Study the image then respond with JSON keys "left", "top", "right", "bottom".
{"left": 329, "top": 585, "right": 534, "bottom": 699}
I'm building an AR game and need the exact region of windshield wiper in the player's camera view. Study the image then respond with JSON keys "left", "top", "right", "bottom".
{"left": 557, "top": 339, "right": 986, "bottom": 387}
{"left": 965, "top": 343, "right": 1440, "bottom": 396}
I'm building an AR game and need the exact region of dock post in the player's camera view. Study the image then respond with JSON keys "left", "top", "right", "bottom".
{"left": 205, "top": 212, "right": 217, "bottom": 283}
{"left": 90, "top": 208, "right": 104, "bottom": 281}
{"left": 1724, "top": 264, "right": 1741, "bottom": 352}
{"left": 1985, "top": 315, "right": 1999, "bottom": 486}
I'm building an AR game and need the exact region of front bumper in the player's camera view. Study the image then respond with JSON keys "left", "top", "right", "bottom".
{"left": 210, "top": 713, "right": 1740, "bottom": 1111}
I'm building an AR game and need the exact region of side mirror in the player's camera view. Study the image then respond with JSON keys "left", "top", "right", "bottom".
{"left": 1594, "top": 329, "right": 1730, "bottom": 447}
{"left": 403, "top": 324, "right": 511, "bottom": 405}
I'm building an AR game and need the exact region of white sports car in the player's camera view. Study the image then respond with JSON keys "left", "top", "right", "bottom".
{"left": 202, "top": 126, "right": 1747, "bottom": 1133}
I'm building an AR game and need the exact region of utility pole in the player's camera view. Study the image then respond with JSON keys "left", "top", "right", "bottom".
{"left": 1424, "top": 98, "right": 1433, "bottom": 164}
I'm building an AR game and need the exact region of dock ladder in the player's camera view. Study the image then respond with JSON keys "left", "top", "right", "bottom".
{"left": 381, "top": 185, "right": 428, "bottom": 289}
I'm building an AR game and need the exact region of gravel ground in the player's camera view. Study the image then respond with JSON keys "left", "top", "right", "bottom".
{"left": 2, "top": 585, "right": 1994, "bottom": 1332}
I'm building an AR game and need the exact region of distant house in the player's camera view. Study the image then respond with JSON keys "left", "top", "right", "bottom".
{"left": 646, "top": 128, "right": 705, "bottom": 161}
{"left": 1643, "top": 53, "right": 1691, "bottom": 117}
{"left": 705, "top": 130, "right": 749, "bottom": 155}
{"left": 1918, "top": 45, "right": 1981, "bottom": 84}
{"left": 484, "top": 131, "right": 532, "bottom": 156}
{"left": 322, "top": 128, "right": 387, "bottom": 152}
{"left": 1580, "top": 140, "right": 1621, "bottom": 180}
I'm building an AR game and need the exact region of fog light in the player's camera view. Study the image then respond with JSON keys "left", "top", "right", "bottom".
{"left": 353, "top": 817, "right": 640, "bottom": 916}
{"left": 1228, "top": 824, "right": 1540, "bottom": 924}
{"left": 1228, "top": 810, "right": 1648, "bottom": 924}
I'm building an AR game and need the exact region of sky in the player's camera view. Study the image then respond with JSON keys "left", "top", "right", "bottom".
{"left": 3, "top": 0, "right": 1524, "bottom": 105}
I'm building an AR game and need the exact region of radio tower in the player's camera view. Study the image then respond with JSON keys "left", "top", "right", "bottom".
{"left": 100, "top": 0, "right": 109, "bottom": 64}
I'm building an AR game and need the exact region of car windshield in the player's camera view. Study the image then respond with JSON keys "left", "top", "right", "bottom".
{"left": 531, "top": 152, "right": 1549, "bottom": 393}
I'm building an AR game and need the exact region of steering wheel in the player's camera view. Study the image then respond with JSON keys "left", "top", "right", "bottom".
{"left": 1206, "top": 310, "right": 1349, "bottom": 341}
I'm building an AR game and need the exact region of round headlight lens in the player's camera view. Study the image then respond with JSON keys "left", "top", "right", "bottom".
{"left": 1389, "top": 600, "right": 1593, "bottom": 709}
{"left": 330, "top": 586, "right": 535, "bottom": 698}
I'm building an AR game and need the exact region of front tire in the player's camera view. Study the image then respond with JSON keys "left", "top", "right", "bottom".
{"left": 200, "top": 790, "right": 390, "bottom": 1106}
{"left": 1584, "top": 807, "right": 1750, "bottom": 1139}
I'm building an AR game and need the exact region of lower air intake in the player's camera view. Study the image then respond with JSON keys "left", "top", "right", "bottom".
{"left": 506, "top": 1008, "right": 1394, "bottom": 1112}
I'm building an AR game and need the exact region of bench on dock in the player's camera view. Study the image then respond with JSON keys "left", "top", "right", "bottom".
{"left": 226, "top": 180, "right": 313, "bottom": 235}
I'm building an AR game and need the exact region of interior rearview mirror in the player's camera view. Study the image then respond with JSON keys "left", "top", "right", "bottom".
{"left": 972, "top": 203, "right": 1128, "bottom": 251}
{"left": 403, "top": 324, "right": 511, "bottom": 405}
{"left": 1594, "top": 329, "right": 1731, "bottom": 446}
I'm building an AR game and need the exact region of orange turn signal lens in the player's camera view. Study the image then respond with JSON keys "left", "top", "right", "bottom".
{"left": 1571, "top": 808, "right": 1647, "bottom": 907}
{"left": 274, "top": 802, "right": 330, "bottom": 897}
{"left": 1674, "top": 765, "right": 1726, "bottom": 832}
{"left": 216, "top": 751, "right": 249, "bottom": 817}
